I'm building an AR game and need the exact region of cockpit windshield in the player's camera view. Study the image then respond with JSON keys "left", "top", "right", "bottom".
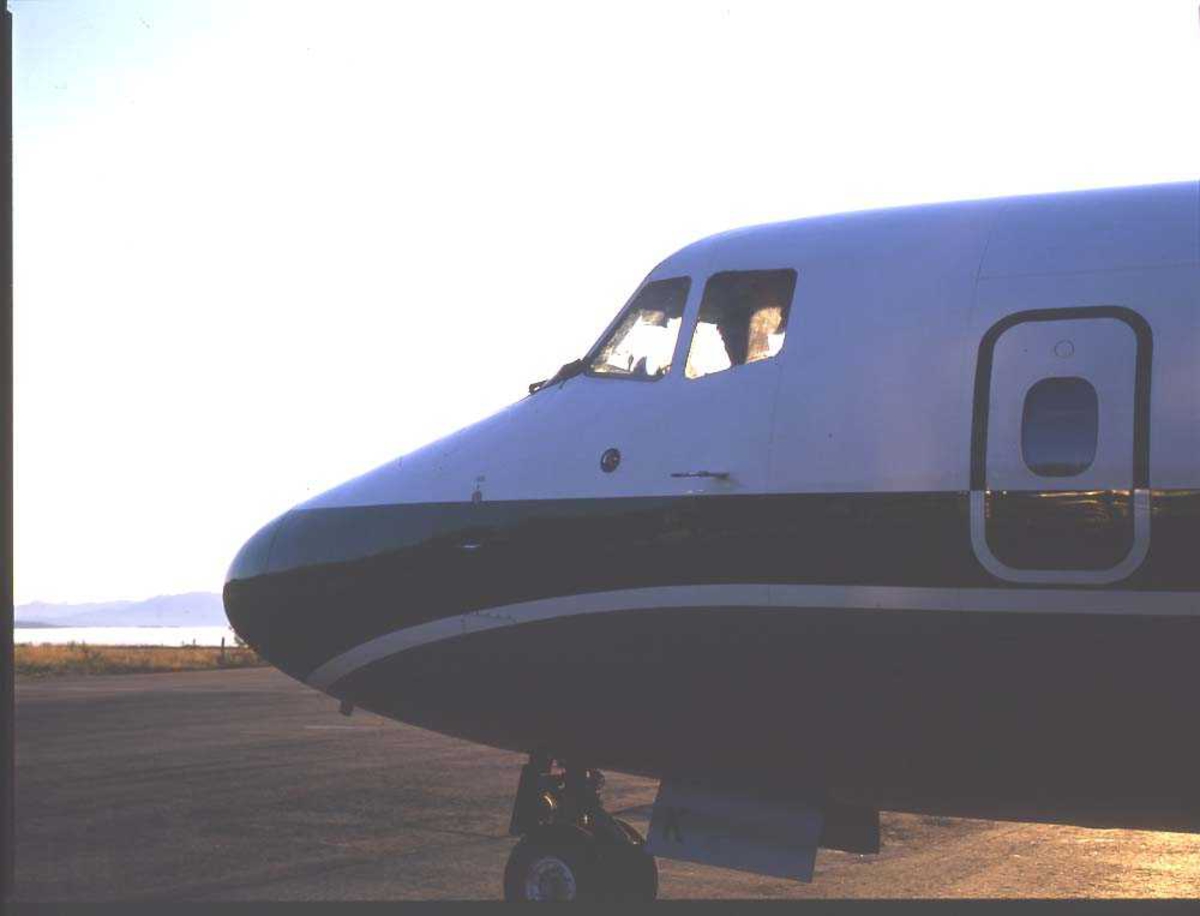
{"left": 588, "top": 277, "right": 690, "bottom": 380}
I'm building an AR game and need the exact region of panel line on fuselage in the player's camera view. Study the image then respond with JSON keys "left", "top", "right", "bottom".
{"left": 304, "top": 583, "right": 1200, "bottom": 691}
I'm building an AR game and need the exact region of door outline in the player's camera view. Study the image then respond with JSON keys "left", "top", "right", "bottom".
{"left": 969, "top": 306, "right": 1153, "bottom": 585}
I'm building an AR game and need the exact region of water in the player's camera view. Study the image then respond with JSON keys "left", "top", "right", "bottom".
{"left": 13, "top": 625, "right": 242, "bottom": 647}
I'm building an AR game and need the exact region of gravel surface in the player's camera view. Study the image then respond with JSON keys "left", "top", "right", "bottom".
{"left": 15, "top": 667, "right": 1200, "bottom": 900}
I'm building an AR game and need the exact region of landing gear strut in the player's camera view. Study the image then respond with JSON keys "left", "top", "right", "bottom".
{"left": 504, "top": 752, "right": 658, "bottom": 902}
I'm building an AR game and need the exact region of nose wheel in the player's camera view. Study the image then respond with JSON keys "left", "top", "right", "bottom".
{"left": 503, "top": 754, "right": 658, "bottom": 902}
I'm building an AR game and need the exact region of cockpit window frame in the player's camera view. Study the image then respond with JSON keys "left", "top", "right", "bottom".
{"left": 683, "top": 267, "right": 798, "bottom": 382}
{"left": 582, "top": 275, "right": 693, "bottom": 383}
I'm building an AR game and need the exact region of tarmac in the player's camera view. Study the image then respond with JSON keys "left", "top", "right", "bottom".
{"left": 14, "top": 666, "right": 1200, "bottom": 900}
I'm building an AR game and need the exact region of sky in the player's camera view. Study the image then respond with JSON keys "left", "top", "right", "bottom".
{"left": 12, "top": 0, "right": 1200, "bottom": 605}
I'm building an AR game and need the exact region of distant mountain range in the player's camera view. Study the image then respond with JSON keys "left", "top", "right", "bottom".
{"left": 15, "top": 592, "right": 228, "bottom": 628}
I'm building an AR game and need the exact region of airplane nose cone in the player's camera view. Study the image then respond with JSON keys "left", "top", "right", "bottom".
{"left": 223, "top": 513, "right": 287, "bottom": 655}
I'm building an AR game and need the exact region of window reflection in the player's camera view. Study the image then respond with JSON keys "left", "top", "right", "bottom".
{"left": 685, "top": 269, "right": 796, "bottom": 380}
{"left": 1021, "top": 376, "right": 1099, "bottom": 477}
{"left": 589, "top": 278, "right": 690, "bottom": 380}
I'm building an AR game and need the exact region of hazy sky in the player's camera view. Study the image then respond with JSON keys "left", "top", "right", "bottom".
{"left": 13, "top": 0, "right": 1200, "bottom": 604}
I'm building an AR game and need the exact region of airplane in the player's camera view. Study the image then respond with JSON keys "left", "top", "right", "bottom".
{"left": 224, "top": 180, "right": 1200, "bottom": 901}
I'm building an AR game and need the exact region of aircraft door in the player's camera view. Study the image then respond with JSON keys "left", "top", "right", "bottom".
{"left": 969, "top": 307, "right": 1152, "bottom": 584}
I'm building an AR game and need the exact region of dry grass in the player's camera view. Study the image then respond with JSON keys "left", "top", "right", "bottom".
{"left": 15, "top": 643, "right": 267, "bottom": 678}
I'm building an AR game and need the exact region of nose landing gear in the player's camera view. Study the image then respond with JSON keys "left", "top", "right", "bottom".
{"left": 504, "top": 753, "right": 658, "bottom": 902}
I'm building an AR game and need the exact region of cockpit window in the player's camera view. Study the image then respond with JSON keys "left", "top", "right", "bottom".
{"left": 685, "top": 269, "right": 797, "bottom": 380}
{"left": 588, "top": 277, "right": 690, "bottom": 380}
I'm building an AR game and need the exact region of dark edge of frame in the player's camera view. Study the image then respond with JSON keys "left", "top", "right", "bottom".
{"left": 3, "top": 3, "right": 16, "bottom": 906}
{"left": 969, "top": 306, "right": 1153, "bottom": 492}
{"left": 5, "top": 898, "right": 1200, "bottom": 914}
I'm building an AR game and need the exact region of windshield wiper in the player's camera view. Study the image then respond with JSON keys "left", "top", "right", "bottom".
{"left": 529, "top": 358, "right": 587, "bottom": 395}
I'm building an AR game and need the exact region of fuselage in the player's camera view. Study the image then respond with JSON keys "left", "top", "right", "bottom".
{"left": 225, "top": 181, "right": 1200, "bottom": 832}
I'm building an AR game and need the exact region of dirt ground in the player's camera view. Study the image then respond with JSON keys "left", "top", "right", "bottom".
{"left": 14, "top": 667, "right": 1200, "bottom": 900}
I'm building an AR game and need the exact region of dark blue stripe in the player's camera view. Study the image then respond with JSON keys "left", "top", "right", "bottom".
{"left": 224, "top": 489, "right": 1200, "bottom": 680}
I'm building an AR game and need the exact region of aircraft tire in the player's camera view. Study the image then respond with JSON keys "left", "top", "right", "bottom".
{"left": 503, "top": 828, "right": 599, "bottom": 902}
{"left": 591, "top": 816, "right": 658, "bottom": 902}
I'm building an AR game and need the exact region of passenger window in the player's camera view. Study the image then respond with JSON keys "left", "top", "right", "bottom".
{"left": 1021, "top": 377, "right": 1098, "bottom": 477}
{"left": 685, "top": 269, "right": 797, "bottom": 379}
{"left": 588, "top": 277, "right": 690, "bottom": 380}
